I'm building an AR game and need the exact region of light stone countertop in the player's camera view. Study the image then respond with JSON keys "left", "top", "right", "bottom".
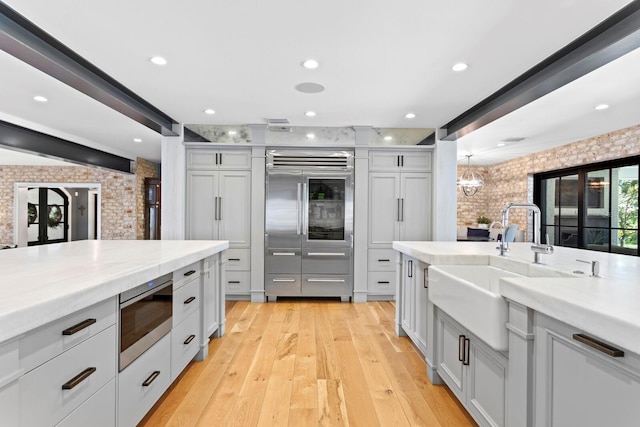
{"left": 0, "top": 240, "right": 229, "bottom": 343}
{"left": 393, "top": 241, "right": 640, "bottom": 355}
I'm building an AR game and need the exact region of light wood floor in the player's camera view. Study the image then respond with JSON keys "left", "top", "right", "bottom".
{"left": 140, "top": 299, "right": 476, "bottom": 426}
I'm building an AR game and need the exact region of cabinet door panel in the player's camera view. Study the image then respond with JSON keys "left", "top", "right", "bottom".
{"left": 218, "top": 171, "right": 251, "bottom": 247}
{"left": 368, "top": 173, "right": 400, "bottom": 247}
{"left": 415, "top": 263, "right": 428, "bottom": 352}
{"left": 437, "top": 312, "right": 466, "bottom": 403}
{"left": 400, "top": 172, "right": 430, "bottom": 241}
{"left": 187, "top": 171, "right": 218, "bottom": 240}
{"left": 467, "top": 341, "right": 507, "bottom": 427}
{"left": 218, "top": 150, "right": 251, "bottom": 169}
{"left": 401, "top": 257, "right": 414, "bottom": 334}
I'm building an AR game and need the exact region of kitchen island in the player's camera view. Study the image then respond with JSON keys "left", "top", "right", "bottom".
{"left": 0, "top": 239, "right": 228, "bottom": 427}
{"left": 393, "top": 241, "right": 640, "bottom": 427}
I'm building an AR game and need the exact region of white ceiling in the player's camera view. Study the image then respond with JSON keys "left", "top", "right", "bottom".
{"left": 0, "top": 0, "right": 637, "bottom": 165}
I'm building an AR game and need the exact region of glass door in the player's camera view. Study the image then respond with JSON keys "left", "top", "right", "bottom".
{"left": 306, "top": 177, "right": 348, "bottom": 242}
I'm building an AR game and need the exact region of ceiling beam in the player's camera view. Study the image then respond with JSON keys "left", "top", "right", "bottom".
{"left": 441, "top": 0, "right": 640, "bottom": 141}
{"left": 0, "top": 119, "right": 133, "bottom": 173}
{"left": 0, "top": 1, "right": 179, "bottom": 136}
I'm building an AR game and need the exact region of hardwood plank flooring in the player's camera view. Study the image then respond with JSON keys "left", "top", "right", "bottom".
{"left": 140, "top": 300, "right": 476, "bottom": 426}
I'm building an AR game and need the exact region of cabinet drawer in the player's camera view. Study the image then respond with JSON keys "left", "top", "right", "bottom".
{"left": 173, "top": 277, "right": 201, "bottom": 326}
{"left": 173, "top": 261, "right": 201, "bottom": 287}
{"left": 20, "top": 325, "right": 116, "bottom": 427}
{"left": 171, "top": 309, "right": 200, "bottom": 381}
{"left": 20, "top": 298, "right": 116, "bottom": 374}
{"left": 368, "top": 249, "right": 397, "bottom": 271}
{"left": 226, "top": 271, "right": 251, "bottom": 294}
{"left": 225, "top": 248, "right": 250, "bottom": 271}
{"left": 118, "top": 333, "right": 171, "bottom": 427}
{"left": 56, "top": 378, "right": 115, "bottom": 427}
{"left": 302, "top": 248, "right": 352, "bottom": 275}
{"left": 369, "top": 150, "right": 432, "bottom": 172}
{"left": 266, "top": 274, "right": 301, "bottom": 297}
{"left": 302, "top": 274, "right": 352, "bottom": 297}
{"left": 368, "top": 271, "right": 396, "bottom": 294}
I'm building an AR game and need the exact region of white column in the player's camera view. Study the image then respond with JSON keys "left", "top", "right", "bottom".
{"left": 433, "top": 129, "right": 457, "bottom": 241}
{"left": 161, "top": 125, "right": 186, "bottom": 240}
{"left": 249, "top": 124, "right": 266, "bottom": 302}
{"left": 353, "top": 126, "right": 371, "bottom": 302}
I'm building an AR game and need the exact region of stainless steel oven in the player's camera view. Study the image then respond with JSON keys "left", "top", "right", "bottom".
{"left": 118, "top": 272, "right": 173, "bottom": 371}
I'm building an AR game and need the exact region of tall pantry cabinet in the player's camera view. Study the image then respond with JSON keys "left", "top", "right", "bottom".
{"left": 367, "top": 150, "right": 432, "bottom": 299}
{"left": 186, "top": 148, "right": 252, "bottom": 298}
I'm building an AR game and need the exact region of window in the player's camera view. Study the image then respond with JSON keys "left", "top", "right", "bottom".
{"left": 535, "top": 158, "right": 639, "bottom": 256}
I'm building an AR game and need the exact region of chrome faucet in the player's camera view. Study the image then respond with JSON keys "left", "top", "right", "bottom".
{"left": 500, "top": 202, "right": 554, "bottom": 263}
{"left": 489, "top": 221, "right": 505, "bottom": 250}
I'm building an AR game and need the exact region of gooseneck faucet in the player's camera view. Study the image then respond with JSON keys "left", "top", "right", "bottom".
{"left": 500, "top": 202, "right": 554, "bottom": 263}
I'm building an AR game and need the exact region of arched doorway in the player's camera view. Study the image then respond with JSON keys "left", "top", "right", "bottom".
{"left": 27, "top": 187, "right": 69, "bottom": 245}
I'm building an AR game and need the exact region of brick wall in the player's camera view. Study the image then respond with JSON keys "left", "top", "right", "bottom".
{"left": 134, "top": 158, "right": 160, "bottom": 239}
{"left": 0, "top": 158, "right": 158, "bottom": 243}
{"left": 457, "top": 124, "right": 640, "bottom": 240}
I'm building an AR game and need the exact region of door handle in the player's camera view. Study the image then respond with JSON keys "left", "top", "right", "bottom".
{"left": 302, "top": 183, "right": 308, "bottom": 235}
{"left": 308, "top": 252, "right": 346, "bottom": 256}
{"left": 397, "top": 198, "right": 401, "bottom": 221}
{"left": 273, "top": 252, "right": 296, "bottom": 256}
{"left": 307, "top": 278, "right": 346, "bottom": 283}
{"left": 401, "top": 198, "right": 404, "bottom": 222}
{"left": 424, "top": 267, "right": 429, "bottom": 288}
{"left": 573, "top": 334, "right": 624, "bottom": 357}
{"left": 273, "top": 278, "right": 296, "bottom": 282}
{"left": 214, "top": 197, "right": 218, "bottom": 221}
{"left": 408, "top": 260, "right": 413, "bottom": 278}
{"left": 218, "top": 197, "right": 222, "bottom": 220}
{"left": 458, "top": 335, "right": 466, "bottom": 362}
{"left": 297, "top": 183, "right": 301, "bottom": 235}
{"left": 463, "top": 337, "right": 471, "bottom": 365}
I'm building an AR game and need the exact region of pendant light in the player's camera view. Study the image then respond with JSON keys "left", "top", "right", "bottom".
{"left": 458, "top": 154, "right": 484, "bottom": 196}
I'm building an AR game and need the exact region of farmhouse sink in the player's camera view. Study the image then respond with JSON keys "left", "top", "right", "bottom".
{"left": 429, "top": 261, "right": 574, "bottom": 351}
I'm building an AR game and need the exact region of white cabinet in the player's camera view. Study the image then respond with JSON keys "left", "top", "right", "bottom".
{"left": 436, "top": 309, "right": 508, "bottom": 427}
{"left": 368, "top": 172, "right": 431, "bottom": 248}
{"left": 187, "top": 170, "right": 251, "bottom": 247}
{"left": 397, "top": 255, "right": 428, "bottom": 356}
{"left": 56, "top": 379, "right": 115, "bottom": 427}
{"left": 534, "top": 313, "right": 640, "bottom": 427}
{"left": 202, "top": 254, "right": 223, "bottom": 340}
{"left": 187, "top": 148, "right": 252, "bottom": 170}
{"left": 369, "top": 150, "right": 432, "bottom": 172}
{"left": 118, "top": 333, "right": 171, "bottom": 427}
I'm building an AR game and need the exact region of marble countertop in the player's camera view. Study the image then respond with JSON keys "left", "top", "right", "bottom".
{"left": 0, "top": 240, "right": 229, "bottom": 343}
{"left": 393, "top": 241, "right": 640, "bottom": 355}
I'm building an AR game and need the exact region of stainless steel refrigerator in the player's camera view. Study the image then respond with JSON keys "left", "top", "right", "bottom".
{"left": 265, "top": 149, "right": 354, "bottom": 301}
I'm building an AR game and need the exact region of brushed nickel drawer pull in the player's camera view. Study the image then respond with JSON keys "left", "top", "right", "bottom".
{"left": 273, "top": 252, "right": 296, "bottom": 256}
{"left": 307, "top": 278, "right": 346, "bottom": 283}
{"left": 184, "top": 334, "right": 196, "bottom": 345}
{"left": 142, "top": 370, "right": 161, "bottom": 387}
{"left": 573, "top": 334, "right": 624, "bottom": 357}
{"left": 308, "top": 252, "right": 345, "bottom": 256}
{"left": 62, "top": 318, "right": 96, "bottom": 335}
{"left": 184, "top": 296, "right": 196, "bottom": 304}
{"left": 273, "top": 279, "right": 296, "bottom": 282}
{"left": 184, "top": 270, "right": 197, "bottom": 276}
{"left": 62, "top": 367, "right": 96, "bottom": 390}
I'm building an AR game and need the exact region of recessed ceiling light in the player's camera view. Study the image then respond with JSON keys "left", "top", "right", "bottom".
{"left": 594, "top": 104, "right": 609, "bottom": 110}
{"left": 150, "top": 56, "right": 167, "bottom": 65}
{"left": 384, "top": 136, "right": 393, "bottom": 141}
{"left": 33, "top": 95, "right": 48, "bottom": 102}
{"left": 133, "top": 138, "right": 142, "bottom": 143}
{"left": 302, "top": 59, "right": 319, "bottom": 69}
{"left": 305, "top": 111, "right": 316, "bottom": 117}
{"left": 405, "top": 113, "right": 416, "bottom": 119}
{"left": 452, "top": 62, "right": 468, "bottom": 72}
{"left": 497, "top": 143, "right": 506, "bottom": 147}
{"left": 228, "top": 130, "right": 237, "bottom": 135}
{"left": 307, "top": 133, "right": 315, "bottom": 139}
{"left": 203, "top": 109, "right": 216, "bottom": 115}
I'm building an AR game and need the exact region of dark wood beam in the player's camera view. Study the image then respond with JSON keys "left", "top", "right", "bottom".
{"left": 441, "top": 1, "right": 640, "bottom": 141}
{"left": 0, "top": 119, "right": 133, "bottom": 173}
{"left": 0, "top": 2, "right": 179, "bottom": 136}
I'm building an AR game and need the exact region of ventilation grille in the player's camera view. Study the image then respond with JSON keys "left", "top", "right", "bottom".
{"left": 268, "top": 151, "right": 353, "bottom": 169}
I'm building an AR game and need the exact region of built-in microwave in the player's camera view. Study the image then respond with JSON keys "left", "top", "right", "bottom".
{"left": 118, "top": 272, "right": 173, "bottom": 371}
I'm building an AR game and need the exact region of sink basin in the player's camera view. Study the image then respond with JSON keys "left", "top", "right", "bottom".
{"left": 429, "top": 265, "right": 520, "bottom": 351}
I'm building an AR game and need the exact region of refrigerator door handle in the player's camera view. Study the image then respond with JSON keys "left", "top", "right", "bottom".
{"left": 296, "top": 183, "right": 301, "bottom": 235}
{"left": 302, "top": 183, "right": 308, "bottom": 235}
{"left": 307, "top": 278, "right": 346, "bottom": 283}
